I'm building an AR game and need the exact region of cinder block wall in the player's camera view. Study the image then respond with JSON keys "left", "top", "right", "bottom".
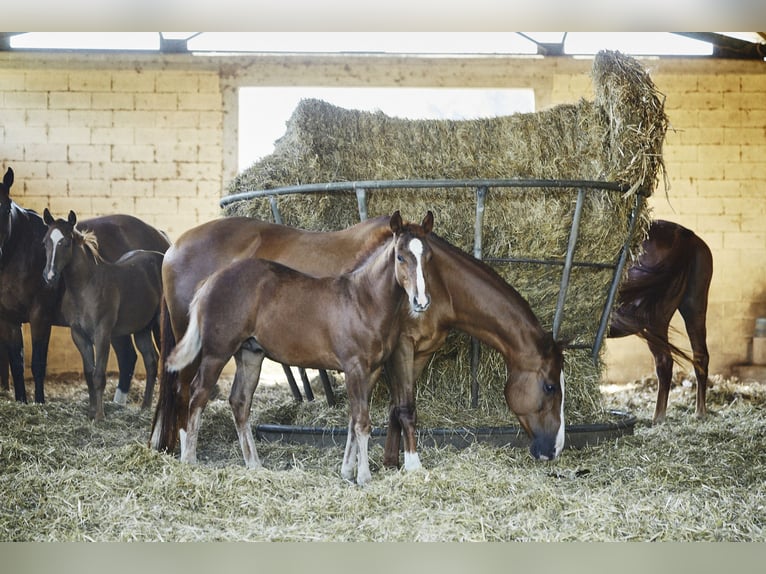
{"left": 1, "top": 52, "right": 765, "bottom": 386}
{"left": 0, "top": 54, "right": 226, "bottom": 375}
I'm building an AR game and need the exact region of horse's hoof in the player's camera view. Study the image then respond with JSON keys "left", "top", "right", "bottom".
{"left": 113, "top": 388, "right": 128, "bottom": 406}
{"left": 356, "top": 470, "right": 372, "bottom": 486}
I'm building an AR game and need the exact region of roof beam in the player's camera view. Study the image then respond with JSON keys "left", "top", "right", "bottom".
{"left": 674, "top": 32, "right": 766, "bottom": 60}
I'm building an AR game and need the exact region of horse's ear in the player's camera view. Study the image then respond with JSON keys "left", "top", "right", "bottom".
{"left": 422, "top": 211, "right": 434, "bottom": 234}
{"left": 3, "top": 167, "right": 13, "bottom": 189}
{"left": 390, "top": 210, "right": 403, "bottom": 233}
{"left": 68, "top": 210, "right": 77, "bottom": 226}
{"left": 43, "top": 208, "right": 54, "bottom": 225}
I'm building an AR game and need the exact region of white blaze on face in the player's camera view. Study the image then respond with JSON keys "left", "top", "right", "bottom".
{"left": 45, "top": 228, "right": 64, "bottom": 282}
{"left": 555, "top": 371, "right": 566, "bottom": 457}
{"left": 408, "top": 238, "right": 429, "bottom": 311}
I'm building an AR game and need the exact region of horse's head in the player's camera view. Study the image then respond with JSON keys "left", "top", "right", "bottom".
{"left": 0, "top": 167, "right": 15, "bottom": 258}
{"left": 390, "top": 210, "right": 434, "bottom": 315}
{"left": 42, "top": 208, "right": 79, "bottom": 286}
{"left": 505, "top": 332, "right": 566, "bottom": 461}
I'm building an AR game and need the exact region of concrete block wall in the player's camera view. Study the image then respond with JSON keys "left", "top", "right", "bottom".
{"left": 1, "top": 52, "right": 765, "bottom": 386}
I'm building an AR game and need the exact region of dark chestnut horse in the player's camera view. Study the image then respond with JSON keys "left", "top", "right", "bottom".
{"left": 42, "top": 210, "right": 165, "bottom": 421}
{"left": 0, "top": 167, "right": 170, "bottom": 404}
{"left": 164, "top": 212, "right": 434, "bottom": 484}
{"left": 609, "top": 220, "right": 713, "bottom": 424}
{"left": 150, "top": 215, "right": 565, "bottom": 469}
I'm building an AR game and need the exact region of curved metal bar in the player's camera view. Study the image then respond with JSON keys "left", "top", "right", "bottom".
{"left": 220, "top": 178, "right": 630, "bottom": 207}
{"left": 552, "top": 188, "right": 586, "bottom": 340}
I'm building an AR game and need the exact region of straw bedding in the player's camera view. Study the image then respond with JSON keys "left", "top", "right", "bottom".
{"left": 222, "top": 50, "right": 668, "bottom": 425}
{"left": 1, "top": 373, "right": 764, "bottom": 541}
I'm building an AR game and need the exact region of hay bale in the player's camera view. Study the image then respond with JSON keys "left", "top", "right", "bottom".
{"left": 223, "top": 51, "right": 668, "bottom": 425}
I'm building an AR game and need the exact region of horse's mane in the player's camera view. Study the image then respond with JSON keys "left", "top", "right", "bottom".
{"left": 340, "top": 225, "right": 396, "bottom": 274}
{"left": 74, "top": 227, "right": 104, "bottom": 263}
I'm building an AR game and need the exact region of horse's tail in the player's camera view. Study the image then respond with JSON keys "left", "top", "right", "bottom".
{"left": 164, "top": 290, "right": 203, "bottom": 372}
{"left": 633, "top": 324, "right": 695, "bottom": 366}
{"left": 615, "top": 243, "right": 696, "bottom": 367}
{"left": 149, "top": 295, "right": 182, "bottom": 452}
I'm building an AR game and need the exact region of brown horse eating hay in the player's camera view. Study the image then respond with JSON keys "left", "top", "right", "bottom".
{"left": 42, "top": 210, "right": 164, "bottom": 421}
{"left": 164, "top": 211, "right": 434, "bottom": 484}
{"left": 150, "top": 214, "right": 565, "bottom": 469}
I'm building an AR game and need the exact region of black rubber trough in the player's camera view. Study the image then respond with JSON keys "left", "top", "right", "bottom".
{"left": 255, "top": 410, "right": 637, "bottom": 451}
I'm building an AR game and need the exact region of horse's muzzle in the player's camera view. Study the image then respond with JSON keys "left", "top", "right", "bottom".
{"left": 529, "top": 434, "right": 561, "bottom": 461}
{"left": 410, "top": 295, "right": 431, "bottom": 314}
{"left": 43, "top": 269, "right": 59, "bottom": 286}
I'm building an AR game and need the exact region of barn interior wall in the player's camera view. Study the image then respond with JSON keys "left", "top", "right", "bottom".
{"left": 0, "top": 52, "right": 764, "bottom": 384}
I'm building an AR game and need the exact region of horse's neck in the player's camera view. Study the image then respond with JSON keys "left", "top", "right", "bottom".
{"left": 435, "top": 239, "right": 546, "bottom": 367}
{"left": 348, "top": 240, "right": 399, "bottom": 310}
{"left": 63, "top": 244, "right": 100, "bottom": 293}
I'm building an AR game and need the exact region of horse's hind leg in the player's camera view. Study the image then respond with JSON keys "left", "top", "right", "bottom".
{"left": 230, "top": 346, "right": 265, "bottom": 469}
{"left": 133, "top": 329, "right": 158, "bottom": 410}
{"left": 111, "top": 335, "right": 137, "bottom": 405}
{"left": 181, "top": 355, "right": 227, "bottom": 464}
{"left": 680, "top": 301, "right": 710, "bottom": 420}
{"left": 648, "top": 334, "right": 674, "bottom": 425}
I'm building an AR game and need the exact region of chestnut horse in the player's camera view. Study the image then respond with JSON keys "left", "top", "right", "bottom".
{"left": 609, "top": 220, "right": 713, "bottom": 424}
{"left": 150, "top": 215, "right": 565, "bottom": 468}
{"left": 42, "top": 210, "right": 164, "bottom": 421}
{"left": 164, "top": 211, "right": 434, "bottom": 484}
{"left": 0, "top": 167, "right": 170, "bottom": 404}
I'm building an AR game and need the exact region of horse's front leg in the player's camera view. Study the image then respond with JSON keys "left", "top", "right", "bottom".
{"left": 341, "top": 416, "right": 359, "bottom": 482}
{"left": 0, "top": 322, "right": 27, "bottom": 403}
{"left": 91, "top": 334, "right": 113, "bottom": 422}
{"left": 384, "top": 339, "right": 428, "bottom": 472}
{"left": 70, "top": 328, "right": 99, "bottom": 420}
{"left": 29, "top": 305, "right": 54, "bottom": 404}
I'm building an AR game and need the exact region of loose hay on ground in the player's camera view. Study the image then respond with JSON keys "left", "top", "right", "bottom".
{"left": 2, "top": 374, "right": 764, "bottom": 541}
{"left": 223, "top": 50, "right": 668, "bottom": 426}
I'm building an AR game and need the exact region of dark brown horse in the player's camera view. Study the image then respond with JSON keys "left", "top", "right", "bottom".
{"left": 0, "top": 167, "right": 170, "bottom": 404}
{"left": 164, "top": 212, "right": 434, "bottom": 484}
{"left": 150, "top": 215, "right": 565, "bottom": 469}
{"left": 609, "top": 220, "right": 713, "bottom": 424}
{"left": 42, "top": 210, "right": 164, "bottom": 421}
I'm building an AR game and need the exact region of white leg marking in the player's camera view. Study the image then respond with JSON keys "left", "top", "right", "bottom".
{"left": 341, "top": 419, "right": 357, "bottom": 481}
{"left": 179, "top": 428, "right": 188, "bottom": 461}
{"left": 403, "top": 451, "right": 422, "bottom": 472}
{"left": 555, "top": 371, "right": 566, "bottom": 457}
{"left": 180, "top": 407, "right": 202, "bottom": 464}
{"left": 149, "top": 421, "right": 162, "bottom": 450}
{"left": 236, "top": 420, "right": 261, "bottom": 469}
{"left": 356, "top": 430, "right": 371, "bottom": 486}
{"left": 113, "top": 387, "right": 128, "bottom": 406}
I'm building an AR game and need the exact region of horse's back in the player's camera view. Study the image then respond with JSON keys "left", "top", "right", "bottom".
{"left": 78, "top": 214, "right": 171, "bottom": 261}
{"left": 110, "top": 249, "right": 164, "bottom": 333}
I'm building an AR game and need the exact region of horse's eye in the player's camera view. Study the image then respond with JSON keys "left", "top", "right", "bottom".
{"left": 397, "top": 254, "right": 405, "bottom": 263}
{"left": 543, "top": 382, "right": 557, "bottom": 395}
